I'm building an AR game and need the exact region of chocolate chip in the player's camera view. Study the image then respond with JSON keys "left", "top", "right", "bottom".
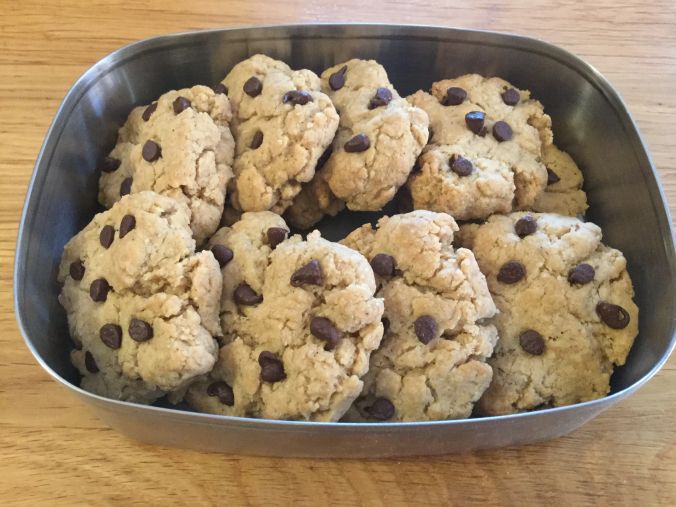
{"left": 84, "top": 351, "right": 99, "bottom": 373}
{"left": 568, "top": 263, "right": 595, "bottom": 285}
{"left": 283, "top": 90, "right": 313, "bottom": 105}
{"left": 119, "top": 214, "right": 136, "bottom": 238}
{"left": 493, "top": 121, "right": 513, "bottom": 142}
{"left": 370, "top": 253, "right": 395, "bottom": 277}
{"left": 450, "top": 155, "right": 473, "bottom": 176}
{"left": 497, "top": 261, "right": 526, "bottom": 284}
{"left": 478, "top": 125, "right": 488, "bottom": 137}
{"left": 259, "top": 351, "right": 286, "bottom": 383}
{"left": 501, "top": 88, "right": 520, "bottom": 106}
{"left": 368, "top": 87, "right": 393, "bottom": 109}
{"left": 128, "top": 318, "right": 153, "bottom": 342}
{"left": 267, "top": 227, "right": 288, "bottom": 249}
{"left": 465, "top": 111, "right": 486, "bottom": 134}
{"left": 89, "top": 278, "right": 111, "bottom": 302}
{"left": 142, "top": 140, "right": 161, "bottom": 162}
{"left": 382, "top": 317, "right": 390, "bottom": 334}
{"left": 250, "top": 130, "right": 263, "bottom": 149}
{"left": 547, "top": 167, "right": 560, "bottom": 185}
{"left": 120, "top": 177, "right": 133, "bottom": 196}
{"left": 596, "top": 302, "right": 630, "bottom": 329}
{"left": 99, "top": 225, "right": 114, "bottom": 248}
{"left": 344, "top": 134, "right": 370, "bottom": 153}
{"left": 243, "top": 76, "right": 263, "bottom": 97}
{"left": 514, "top": 215, "right": 537, "bottom": 237}
{"left": 211, "top": 244, "right": 234, "bottom": 267}
{"left": 69, "top": 259, "right": 85, "bottom": 280}
{"left": 98, "top": 226, "right": 117, "bottom": 250}
{"left": 99, "top": 156, "right": 121, "bottom": 173}
{"left": 234, "top": 283, "right": 263, "bottom": 305}
{"left": 290, "top": 260, "right": 323, "bottom": 287}
{"left": 207, "top": 381, "right": 234, "bottom": 406}
{"left": 142, "top": 102, "right": 157, "bottom": 122}
{"left": 100, "top": 324, "right": 122, "bottom": 349}
{"left": 519, "top": 329, "right": 545, "bottom": 355}
{"left": 172, "top": 96, "right": 191, "bottom": 114}
{"left": 212, "top": 83, "right": 228, "bottom": 95}
{"left": 328, "top": 65, "right": 347, "bottom": 91}
{"left": 414, "top": 315, "right": 437, "bottom": 344}
{"left": 442, "top": 86, "right": 467, "bottom": 106}
{"left": 369, "top": 397, "right": 395, "bottom": 420}
{"left": 310, "top": 317, "right": 341, "bottom": 350}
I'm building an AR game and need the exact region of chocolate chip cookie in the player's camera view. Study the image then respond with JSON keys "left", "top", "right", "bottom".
{"left": 221, "top": 54, "right": 339, "bottom": 214}
{"left": 58, "top": 192, "right": 222, "bottom": 404}
{"left": 98, "top": 85, "right": 235, "bottom": 245}
{"left": 407, "top": 74, "right": 552, "bottom": 220}
{"left": 321, "top": 59, "right": 429, "bottom": 211}
{"left": 341, "top": 211, "right": 499, "bottom": 421}
{"left": 458, "top": 212, "right": 638, "bottom": 414}
{"left": 286, "top": 59, "right": 429, "bottom": 228}
{"left": 185, "top": 211, "right": 384, "bottom": 421}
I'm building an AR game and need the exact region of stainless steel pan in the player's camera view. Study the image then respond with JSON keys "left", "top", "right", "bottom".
{"left": 14, "top": 24, "right": 676, "bottom": 457}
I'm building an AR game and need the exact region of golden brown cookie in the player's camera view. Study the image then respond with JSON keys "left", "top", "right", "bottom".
{"left": 407, "top": 74, "right": 552, "bottom": 219}
{"left": 222, "top": 55, "right": 339, "bottom": 214}
{"left": 186, "top": 212, "right": 384, "bottom": 421}
{"left": 458, "top": 212, "right": 638, "bottom": 414}
{"left": 60, "top": 192, "right": 222, "bottom": 404}
{"left": 98, "top": 85, "right": 235, "bottom": 244}
{"left": 342, "top": 211, "right": 499, "bottom": 421}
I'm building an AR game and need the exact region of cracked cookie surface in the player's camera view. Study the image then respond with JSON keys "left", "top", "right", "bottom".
{"left": 59, "top": 192, "right": 222, "bottom": 404}
{"left": 185, "top": 211, "right": 384, "bottom": 421}
{"left": 407, "top": 74, "right": 552, "bottom": 220}
{"left": 99, "top": 85, "right": 235, "bottom": 245}
{"left": 222, "top": 55, "right": 339, "bottom": 214}
{"left": 458, "top": 212, "right": 638, "bottom": 414}
{"left": 341, "top": 211, "right": 499, "bottom": 421}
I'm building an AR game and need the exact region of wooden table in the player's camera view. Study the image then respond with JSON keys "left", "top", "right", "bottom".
{"left": 1, "top": 1, "right": 674, "bottom": 505}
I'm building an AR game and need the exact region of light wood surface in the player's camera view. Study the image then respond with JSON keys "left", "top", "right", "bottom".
{"left": 1, "top": 1, "right": 674, "bottom": 505}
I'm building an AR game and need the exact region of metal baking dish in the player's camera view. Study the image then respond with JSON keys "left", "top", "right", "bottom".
{"left": 14, "top": 24, "right": 676, "bottom": 457}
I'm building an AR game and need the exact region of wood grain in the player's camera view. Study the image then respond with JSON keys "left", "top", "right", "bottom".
{"left": 1, "top": 1, "right": 674, "bottom": 505}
